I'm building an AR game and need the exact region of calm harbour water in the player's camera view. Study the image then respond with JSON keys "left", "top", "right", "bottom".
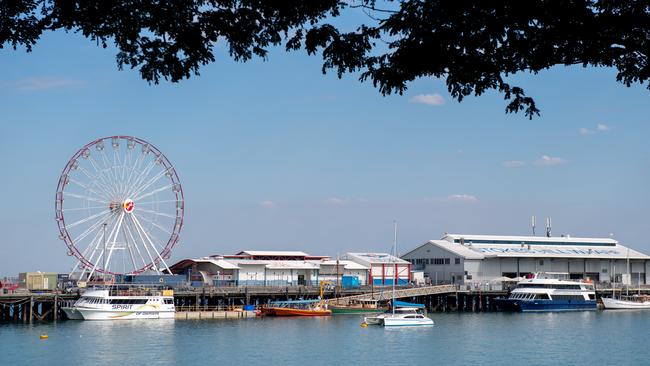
{"left": 2, "top": 311, "right": 650, "bottom": 366}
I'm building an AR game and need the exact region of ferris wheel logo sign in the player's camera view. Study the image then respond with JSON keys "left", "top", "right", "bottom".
{"left": 123, "top": 199, "right": 135, "bottom": 213}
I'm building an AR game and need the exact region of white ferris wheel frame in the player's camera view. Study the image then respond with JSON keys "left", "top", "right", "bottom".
{"left": 55, "top": 136, "right": 184, "bottom": 279}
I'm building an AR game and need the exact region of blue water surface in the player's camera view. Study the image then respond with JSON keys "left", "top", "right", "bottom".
{"left": 2, "top": 311, "right": 649, "bottom": 366}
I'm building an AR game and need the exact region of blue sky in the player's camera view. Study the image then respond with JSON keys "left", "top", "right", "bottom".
{"left": 1, "top": 29, "right": 649, "bottom": 276}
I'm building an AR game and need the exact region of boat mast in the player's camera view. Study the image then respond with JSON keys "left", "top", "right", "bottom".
{"left": 392, "top": 220, "right": 397, "bottom": 315}
{"left": 626, "top": 247, "right": 630, "bottom": 297}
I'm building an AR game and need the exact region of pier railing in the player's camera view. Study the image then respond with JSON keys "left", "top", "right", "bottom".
{"left": 323, "top": 284, "right": 457, "bottom": 306}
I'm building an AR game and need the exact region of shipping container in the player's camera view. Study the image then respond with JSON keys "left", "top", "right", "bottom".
{"left": 18, "top": 272, "right": 58, "bottom": 291}
{"left": 341, "top": 276, "right": 360, "bottom": 289}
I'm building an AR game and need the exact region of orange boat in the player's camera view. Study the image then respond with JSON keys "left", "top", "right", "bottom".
{"left": 261, "top": 300, "right": 331, "bottom": 317}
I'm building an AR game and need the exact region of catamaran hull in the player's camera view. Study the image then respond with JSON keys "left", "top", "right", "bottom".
{"left": 383, "top": 318, "right": 434, "bottom": 327}
{"left": 602, "top": 298, "right": 650, "bottom": 309}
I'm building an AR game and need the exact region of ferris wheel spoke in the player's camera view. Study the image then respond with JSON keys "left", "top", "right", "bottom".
{"left": 87, "top": 212, "right": 122, "bottom": 277}
{"left": 101, "top": 211, "right": 126, "bottom": 273}
{"left": 63, "top": 205, "right": 108, "bottom": 212}
{"left": 135, "top": 213, "right": 172, "bottom": 235}
{"left": 70, "top": 211, "right": 117, "bottom": 246}
{"left": 67, "top": 224, "right": 105, "bottom": 276}
{"left": 137, "top": 199, "right": 181, "bottom": 205}
{"left": 87, "top": 156, "right": 118, "bottom": 198}
{"left": 124, "top": 150, "right": 145, "bottom": 193}
{"left": 66, "top": 209, "right": 113, "bottom": 229}
{"left": 136, "top": 207, "right": 177, "bottom": 219}
{"left": 65, "top": 192, "right": 108, "bottom": 204}
{"left": 127, "top": 159, "right": 157, "bottom": 198}
{"left": 131, "top": 213, "right": 171, "bottom": 273}
{"left": 100, "top": 149, "right": 121, "bottom": 197}
{"left": 77, "top": 166, "right": 116, "bottom": 200}
{"left": 123, "top": 219, "right": 148, "bottom": 271}
{"left": 129, "top": 167, "right": 170, "bottom": 199}
{"left": 126, "top": 214, "right": 160, "bottom": 272}
{"left": 133, "top": 184, "right": 173, "bottom": 202}
{"left": 68, "top": 177, "right": 112, "bottom": 202}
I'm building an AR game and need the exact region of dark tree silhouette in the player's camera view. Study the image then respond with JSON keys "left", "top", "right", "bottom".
{"left": 2, "top": 1, "right": 649, "bottom": 118}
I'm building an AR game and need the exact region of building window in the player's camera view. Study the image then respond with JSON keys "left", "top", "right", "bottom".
{"left": 539, "top": 260, "right": 544, "bottom": 266}
{"left": 455, "top": 258, "right": 460, "bottom": 265}
{"left": 433, "top": 258, "right": 445, "bottom": 265}
{"left": 444, "top": 258, "right": 450, "bottom": 265}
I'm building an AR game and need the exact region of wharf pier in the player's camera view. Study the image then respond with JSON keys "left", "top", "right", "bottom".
{"left": 3, "top": 286, "right": 649, "bottom": 322}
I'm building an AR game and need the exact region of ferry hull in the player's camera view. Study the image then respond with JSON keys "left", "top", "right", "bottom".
{"left": 497, "top": 299, "right": 596, "bottom": 312}
{"left": 602, "top": 298, "right": 650, "bottom": 309}
{"left": 77, "top": 308, "right": 175, "bottom": 320}
{"left": 61, "top": 307, "right": 84, "bottom": 320}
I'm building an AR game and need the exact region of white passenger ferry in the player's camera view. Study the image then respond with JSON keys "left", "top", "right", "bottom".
{"left": 62, "top": 285, "right": 175, "bottom": 320}
{"left": 495, "top": 273, "right": 596, "bottom": 312}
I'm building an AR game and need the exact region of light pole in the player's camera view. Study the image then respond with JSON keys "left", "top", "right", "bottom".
{"left": 102, "top": 222, "right": 107, "bottom": 282}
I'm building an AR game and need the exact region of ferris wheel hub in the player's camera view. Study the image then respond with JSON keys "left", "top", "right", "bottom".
{"left": 123, "top": 199, "right": 135, "bottom": 213}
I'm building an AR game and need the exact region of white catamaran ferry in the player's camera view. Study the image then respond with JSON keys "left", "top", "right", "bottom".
{"left": 62, "top": 285, "right": 175, "bottom": 320}
{"left": 495, "top": 273, "right": 596, "bottom": 312}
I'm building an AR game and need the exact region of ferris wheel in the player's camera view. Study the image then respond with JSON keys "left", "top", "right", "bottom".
{"left": 55, "top": 136, "right": 184, "bottom": 280}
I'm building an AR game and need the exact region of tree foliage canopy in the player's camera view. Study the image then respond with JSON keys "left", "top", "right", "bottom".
{"left": 2, "top": 1, "right": 649, "bottom": 117}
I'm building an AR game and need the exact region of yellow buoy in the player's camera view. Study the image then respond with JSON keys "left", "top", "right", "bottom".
{"left": 39, "top": 334, "right": 49, "bottom": 340}
{"left": 360, "top": 322, "right": 368, "bottom": 328}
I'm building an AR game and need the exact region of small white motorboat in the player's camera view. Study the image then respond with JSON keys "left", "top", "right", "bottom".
{"left": 602, "top": 296, "right": 650, "bottom": 310}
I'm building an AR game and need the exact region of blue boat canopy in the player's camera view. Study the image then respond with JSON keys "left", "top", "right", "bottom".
{"left": 392, "top": 300, "right": 425, "bottom": 309}
{"left": 268, "top": 299, "right": 321, "bottom": 305}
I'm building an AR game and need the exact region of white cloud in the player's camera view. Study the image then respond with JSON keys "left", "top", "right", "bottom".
{"left": 580, "top": 123, "right": 610, "bottom": 135}
{"left": 324, "top": 197, "right": 348, "bottom": 206}
{"left": 427, "top": 194, "right": 479, "bottom": 203}
{"left": 411, "top": 93, "right": 446, "bottom": 106}
{"left": 502, "top": 160, "right": 525, "bottom": 168}
{"left": 446, "top": 194, "right": 478, "bottom": 203}
{"left": 534, "top": 155, "right": 567, "bottom": 166}
{"left": 8, "top": 77, "right": 84, "bottom": 91}
{"left": 259, "top": 200, "right": 276, "bottom": 209}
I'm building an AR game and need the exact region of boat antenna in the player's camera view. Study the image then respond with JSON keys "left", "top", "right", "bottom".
{"left": 392, "top": 219, "right": 397, "bottom": 315}
{"left": 545, "top": 217, "right": 552, "bottom": 238}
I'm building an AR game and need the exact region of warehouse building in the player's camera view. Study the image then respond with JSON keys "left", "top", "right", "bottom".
{"left": 341, "top": 253, "right": 411, "bottom": 285}
{"left": 169, "top": 250, "right": 373, "bottom": 287}
{"left": 401, "top": 234, "right": 650, "bottom": 285}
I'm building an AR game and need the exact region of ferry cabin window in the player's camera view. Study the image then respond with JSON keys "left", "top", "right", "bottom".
{"left": 164, "top": 299, "right": 173, "bottom": 304}
{"left": 588, "top": 294, "right": 596, "bottom": 300}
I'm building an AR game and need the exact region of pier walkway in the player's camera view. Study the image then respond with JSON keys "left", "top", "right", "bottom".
{"left": 323, "top": 284, "right": 457, "bottom": 306}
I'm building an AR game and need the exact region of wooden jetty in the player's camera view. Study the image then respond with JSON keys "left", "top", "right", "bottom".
{"left": 3, "top": 286, "right": 649, "bottom": 322}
